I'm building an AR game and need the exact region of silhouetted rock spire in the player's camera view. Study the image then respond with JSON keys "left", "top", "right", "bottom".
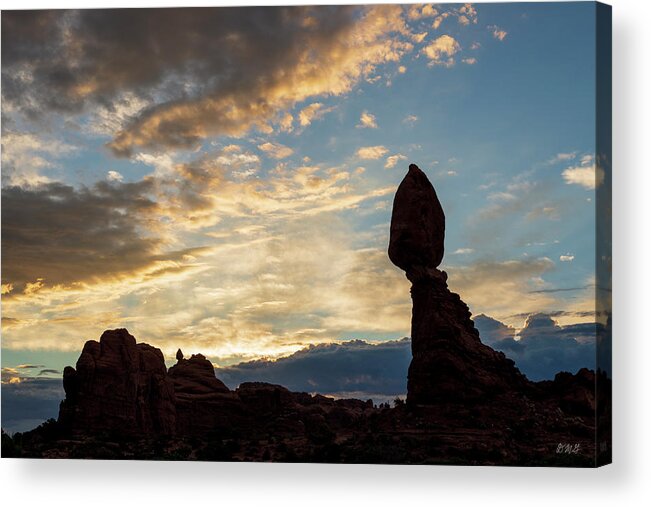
{"left": 389, "top": 164, "right": 528, "bottom": 405}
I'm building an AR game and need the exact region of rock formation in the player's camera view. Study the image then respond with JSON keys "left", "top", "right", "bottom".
{"left": 15, "top": 164, "right": 604, "bottom": 465}
{"left": 389, "top": 164, "right": 529, "bottom": 405}
{"left": 168, "top": 352, "right": 237, "bottom": 435}
{"left": 57, "top": 330, "right": 376, "bottom": 442}
{"left": 58, "top": 329, "right": 176, "bottom": 436}
{"left": 389, "top": 163, "right": 446, "bottom": 279}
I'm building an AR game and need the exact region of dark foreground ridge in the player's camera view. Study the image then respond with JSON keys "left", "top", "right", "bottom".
{"left": 3, "top": 164, "right": 611, "bottom": 466}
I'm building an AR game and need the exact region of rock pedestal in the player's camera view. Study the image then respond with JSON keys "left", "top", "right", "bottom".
{"left": 389, "top": 164, "right": 528, "bottom": 406}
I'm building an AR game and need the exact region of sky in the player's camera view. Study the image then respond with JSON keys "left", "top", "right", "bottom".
{"left": 1, "top": 2, "right": 604, "bottom": 398}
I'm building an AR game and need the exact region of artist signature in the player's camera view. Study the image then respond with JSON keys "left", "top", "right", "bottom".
{"left": 556, "top": 443, "right": 581, "bottom": 455}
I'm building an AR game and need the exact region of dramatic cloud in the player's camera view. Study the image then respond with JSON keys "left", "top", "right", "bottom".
{"left": 0, "top": 179, "right": 209, "bottom": 293}
{"left": 474, "top": 313, "right": 597, "bottom": 381}
{"left": 217, "top": 338, "right": 411, "bottom": 399}
{"left": 356, "top": 145, "right": 389, "bottom": 160}
{"left": 473, "top": 314, "right": 517, "bottom": 343}
{"left": 2, "top": 7, "right": 414, "bottom": 156}
{"left": 422, "top": 35, "right": 460, "bottom": 67}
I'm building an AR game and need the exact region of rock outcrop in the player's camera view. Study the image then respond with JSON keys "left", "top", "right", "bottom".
{"left": 168, "top": 352, "right": 237, "bottom": 435}
{"left": 388, "top": 164, "right": 529, "bottom": 405}
{"left": 57, "top": 330, "right": 376, "bottom": 441}
{"left": 58, "top": 329, "right": 176, "bottom": 436}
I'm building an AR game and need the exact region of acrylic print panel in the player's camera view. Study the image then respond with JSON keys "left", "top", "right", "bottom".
{"left": 0, "top": 2, "right": 611, "bottom": 466}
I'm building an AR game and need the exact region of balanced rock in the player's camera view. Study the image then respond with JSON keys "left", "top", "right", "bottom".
{"left": 58, "top": 328, "right": 176, "bottom": 436}
{"left": 389, "top": 164, "right": 445, "bottom": 280}
{"left": 388, "top": 164, "right": 528, "bottom": 405}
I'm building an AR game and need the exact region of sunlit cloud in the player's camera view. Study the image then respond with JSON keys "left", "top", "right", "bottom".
{"left": 407, "top": 4, "right": 438, "bottom": 21}
{"left": 562, "top": 156, "right": 604, "bottom": 189}
{"left": 106, "top": 170, "right": 124, "bottom": 182}
{"left": 1, "top": 130, "right": 76, "bottom": 187}
{"left": 356, "top": 145, "right": 389, "bottom": 160}
{"left": 357, "top": 111, "right": 378, "bottom": 129}
{"left": 258, "top": 142, "right": 294, "bottom": 160}
{"left": 446, "top": 257, "right": 560, "bottom": 326}
{"left": 385, "top": 154, "right": 408, "bottom": 169}
{"left": 422, "top": 35, "right": 460, "bottom": 67}
{"left": 432, "top": 13, "right": 451, "bottom": 30}
{"left": 298, "top": 102, "right": 335, "bottom": 127}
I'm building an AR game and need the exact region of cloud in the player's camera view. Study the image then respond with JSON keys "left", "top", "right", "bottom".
{"left": 217, "top": 338, "right": 411, "bottom": 399}
{"left": 106, "top": 170, "right": 124, "bottom": 182}
{"left": 384, "top": 154, "right": 407, "bottom": 169}
{"left": 452, "top": 248, "right": 474, "bottom": 255}
{"left": 1, "top": 377, "right": 64, "bottom": 434}
{"left": 2, "top": 7, "right": 415, "bottom": 156}
{"left": 432, "top": 13, "right": 451, "bottom": 30}
{"left": 421, "top": 35, "right": 460, "bottom": 67}
{"left": 37, "top": 369, "right": 62, "bottom": 376}
{"left": 562, "top": 156, "right": 604, "bottom": 189}
{"left": 560, "top": 254, "right": 575, "bottom": 262}
{"left": 407, "top": 4, "right": 438, "bottom": 21}
{"left": 0, "top": 179, "right": 208, "bottom": 293}
{"left": 298, "top": 103, "right": 335, "bottom": 128}
{"left": 473, "top": 314, "right": 516, "bottom": 343}
{"left": 475, "top": 313, "right": 598, "bottom": 381}
{"left": 356, "top": 145, "right": 389, "bottom": 160}
{"left": 549, "top": 152, "right": 577, "bottom": 164}
{"left": 258, "top": 142, "right": 294, "bottom": 160}
{"left": 489, "top": 25, "right": 508, "bottom": 41}
{"left": 0, "top": 130, "right": 76, "bottom": 186}
{"left": 402, "top": 114, "right": 419, "bottom": 125}
{"left": 357, "top": 111, "right": 378, "bottom": 129}
{"left": 1, "top": 149, "right": 400, "bottom": 356}
{"left": 446, "top": 257, "right": 559, "bottom": 324}
{"left": 457, "top": 4, "right": 478, "bottom": 25}
{"left": 462, "top": 57, "right": 477, "bottom": 65}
